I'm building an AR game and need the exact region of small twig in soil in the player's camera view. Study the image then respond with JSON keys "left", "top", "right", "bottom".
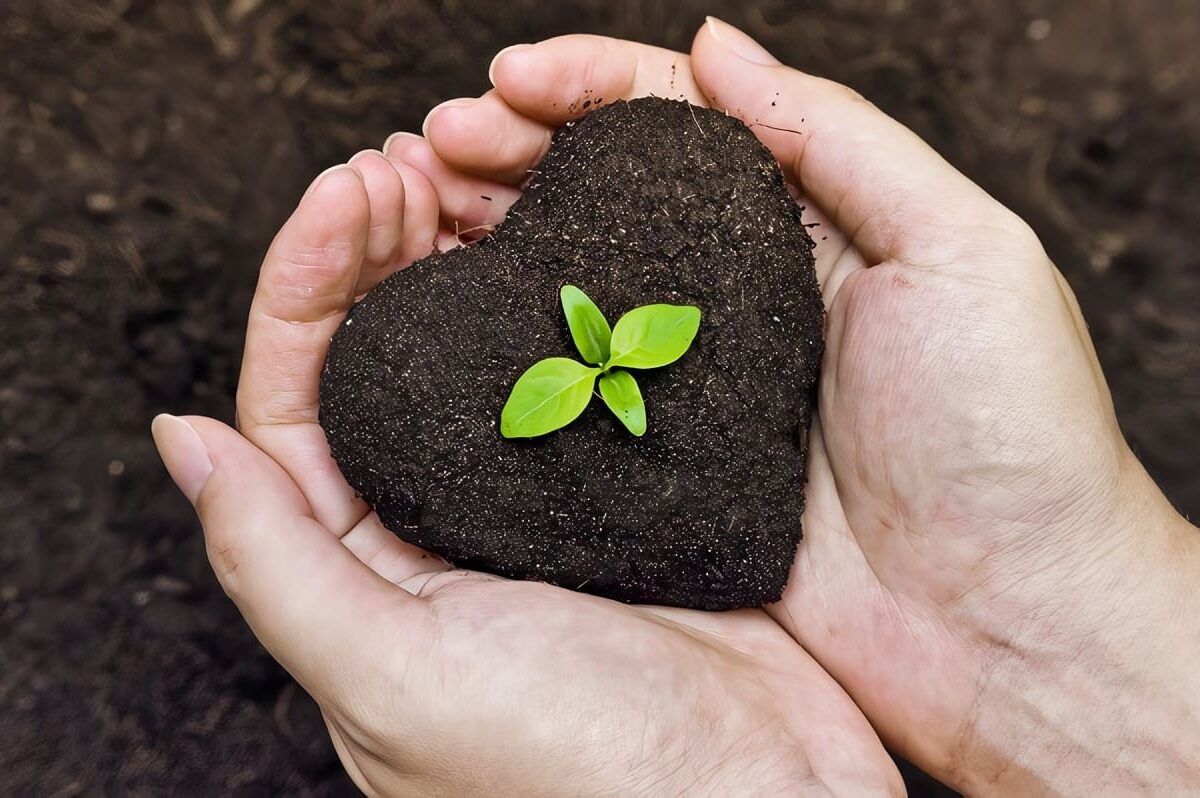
{"left": 688, "top": 102, "right": 707, "bottom": 137}
{"left": 454, "top": 220, "right": 496, "bottom": 245}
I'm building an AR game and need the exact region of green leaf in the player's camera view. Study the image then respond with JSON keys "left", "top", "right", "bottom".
{"left": 500, "top": 357, "right": 600, "bottom": 438}
{"left": 599, "top": 370, "right": 646, "bottom": 436}
{"left": 606, "top": 303, "right": 701, "bottom": 370}
{"left": 560, "top": 285, "right": 611, "bottom": 365}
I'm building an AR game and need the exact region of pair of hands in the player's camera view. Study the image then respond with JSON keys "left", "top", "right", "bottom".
{"left": 153, "top": 18, "right": 1200, "bottom": 795}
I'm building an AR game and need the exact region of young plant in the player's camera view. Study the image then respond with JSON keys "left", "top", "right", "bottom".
{"left": 500, "top": 285, "right": 701, "bottom": 438}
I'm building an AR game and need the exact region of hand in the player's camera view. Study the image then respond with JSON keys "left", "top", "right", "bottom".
{"left": 152, "top": 151, "right": 903, "bottom": 792}
{"left": 410, "top": 18, "right": 1200, "bottom": 794}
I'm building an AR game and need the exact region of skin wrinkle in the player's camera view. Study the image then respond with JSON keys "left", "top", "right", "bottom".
{"left": 626, "top": 45, "right": 646, "bottom": 100}
{"left": 820, "top": 237, "right": 864, "bottom": 306}
{"left": 950, "top": 543, "right": 1192, "bottom": 794}
{"left": 209, "top": 542, "right": 239, "bottom": 583}
{"left": 592, "top": 641, "right": 706, "bottom": 793}
{"left": 819, "top": 152, "right": 882, "bottom": 267}
{"left": 324, "top": 719, "right": 376, "bottom": 795}
{"left": 342, "top": 511, "right": 394, "bottom": 554}
{"left": 235, "top": 398, "right": 322, "bottom": 429}
{"left": 943, "top": 646, "right": 1049, "bottom": 793}
{"left": 960, "top": 648, "right": 1096, "bottom": 793}
{"left": 266, "top": 245, "right": 360, "bottom": 304}
{"left": 247, "top": 309, "right": 349, "bottom": 346}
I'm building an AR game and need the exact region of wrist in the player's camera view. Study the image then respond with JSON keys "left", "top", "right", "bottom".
{"left": 951, "top": 465, "right": 1200, "bottom": 794}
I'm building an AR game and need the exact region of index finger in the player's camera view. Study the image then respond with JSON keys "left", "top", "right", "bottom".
{"left": 424, "top": 36, "right": 706, "bottom": 187}
{"left": 237, "top": 165, "right": 371, "bottom": 534}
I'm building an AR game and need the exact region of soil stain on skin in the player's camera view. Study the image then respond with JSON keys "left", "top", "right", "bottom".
{"left": 320, "top": 98, "right": 824, "bottom": 610}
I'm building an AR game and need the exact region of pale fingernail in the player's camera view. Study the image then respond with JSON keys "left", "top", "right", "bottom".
{"left": 306, "top": 163, "right": 357, "bottom": 198}
{"left": 422, "top": 98, "right": 477, "bottom": 138}
{"left": 348, "top": 148, "right": 385, "bottom": 165}
{"left": 488, "top": 43, "right": 532, "bottom": 86}
{"left": 383, "top": 131, "right": 421, "bottom": 157}
{"left": 151, "top": 414, "right": 213, "bottom": 504}
{"left": 704, "top": 17, "right": 781, "bottom": 66}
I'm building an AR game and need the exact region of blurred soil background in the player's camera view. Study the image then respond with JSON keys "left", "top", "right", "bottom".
{"left": 1, "top": 0, "right": 1197, "bottom": 794}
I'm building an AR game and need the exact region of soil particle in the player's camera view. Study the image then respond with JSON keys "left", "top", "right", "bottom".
{"left": 320, "top": 98, "right": 824, "bottom": 610}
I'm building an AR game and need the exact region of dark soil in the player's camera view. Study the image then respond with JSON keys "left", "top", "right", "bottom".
{"left": 4, "top": 1, "right": 1199, "bottom": 796}
{"left": 321, "top": 98, "right": 823, "bottom": 610}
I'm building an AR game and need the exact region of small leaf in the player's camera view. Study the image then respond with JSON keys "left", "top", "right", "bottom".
{"left": 606, "top": 303, "right": 701, "bottom": 370}
{"left": 500, "top": 357, "right": 600, "bottom": 438}
{"left": 599, "top": 370, "right": 646, "bottom": 436}
{"left": 560, "top": 285, "right": 611, "bottom": 365}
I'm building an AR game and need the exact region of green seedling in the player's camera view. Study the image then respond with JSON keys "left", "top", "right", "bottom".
{"left": 501, "top": 285, "right": 701, "bottom": 438}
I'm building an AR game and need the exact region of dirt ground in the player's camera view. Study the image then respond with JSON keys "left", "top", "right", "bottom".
{"left": 1, "top": 1, "right": 1197, "bottom": 794}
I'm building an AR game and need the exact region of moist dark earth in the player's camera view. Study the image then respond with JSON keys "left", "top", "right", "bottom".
{"left": 321, "top": 98, "right": 824, "bottom": 610}
{"left": 3, "top": 1, "right": 1200, "bottom": 795}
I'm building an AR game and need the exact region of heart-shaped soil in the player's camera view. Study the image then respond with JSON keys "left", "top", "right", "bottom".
{"left": 320, "top": 98, "right": 823, "bottom": 610}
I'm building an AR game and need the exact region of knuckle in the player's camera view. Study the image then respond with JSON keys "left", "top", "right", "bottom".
{"left": 261, "top": 242, "right": 358, "bottom": 315}
{"left": 971, "top": 210, "right": 1050, "bottom": 271}
{"left": 814, "top": 75, "right": 870, "bottom": 107}
{"left": 995, "top": 211, "right": 1045, "bottom": 256}
{"left": 235, "top": 392, "right": 314, "bottom": 432}
{"left": 277, "top": 240, "right": 359, "bottom": 282}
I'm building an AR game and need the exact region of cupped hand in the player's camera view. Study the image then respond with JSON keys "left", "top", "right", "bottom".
{"left": 152, "top": 150, "right": 902, "bottom": 793}
{"left": 412, "top": 18, "right": 1200, "bottom": 794}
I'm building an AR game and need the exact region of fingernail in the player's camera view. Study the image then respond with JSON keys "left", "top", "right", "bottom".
{"left": 488, "top": 43, "right": 532, "bottom": 86}
{"left": 705, "top": 17, "right": 780, "bottom": 66}
{"left": 151, "top": 414, "right": 212, "bottom": 504}
{"left": 306, "top": 163, "right": 356, "bottom": 198}
{"left": 347, "top": 148, "right": 385, "bottom": 165}
{"left": 421, "top": 98, "right": 476, "bottom": 138}
{"left": 383, "top": 131, "right": 421, "bottom": 157}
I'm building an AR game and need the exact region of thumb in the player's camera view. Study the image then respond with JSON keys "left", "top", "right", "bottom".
{"left": 691, "top": 17, "right": 1025, "bottom": 265}
{"left": 151, "top": 413, "right": 423, "bottom": 705}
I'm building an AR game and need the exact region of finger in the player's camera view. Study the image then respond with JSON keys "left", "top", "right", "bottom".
{"left": 691, "top": 17, "right": 1034, "bottom": 266}
{"left": 385, "top": 132, "right": 518, "bottom": 236}
{"left": 423, "top": 90, "right": 553, "bottom": 185}
{"left": 381, "top": 141, "right": 443, "bottom": 265}
{"left": 467, "top": 35, "right": 866, "bottom": 290}
{"left": 791, "top": 192, "right": 867, "bottom": 300}
{"left": 339, "top": 511, "right": 451, "bottom": 588}
{"left": 488, "top": 36, "right": 706, "bottom": 127}
{"left": 151, "top": 414, "right": 422, "bottom": 705}
{"left": 237, "top": 164, "right": 371, "bottom": 535}
{"left": 347, "top": 149, "right": 406, "bottom": 293}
